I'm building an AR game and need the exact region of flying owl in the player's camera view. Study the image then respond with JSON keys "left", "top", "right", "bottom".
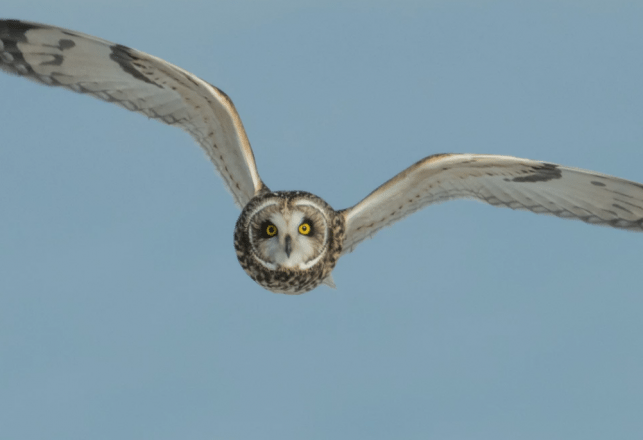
{"left": 1, "top": 19, "right": 642, "bottom": 294}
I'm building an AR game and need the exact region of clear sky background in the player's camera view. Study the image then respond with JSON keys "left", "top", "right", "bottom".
{"left": 1, "top": 1, "right": 643, "bottom": 439}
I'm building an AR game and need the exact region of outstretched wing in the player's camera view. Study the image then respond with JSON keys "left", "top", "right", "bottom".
{"left": 0, "top": 19, "right": 265, "bottom": 208}
{"left": 341, "top": 153, "right": 643, "bottom": 254}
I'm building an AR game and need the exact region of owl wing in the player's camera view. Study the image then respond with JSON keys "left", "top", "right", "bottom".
{"left": 0, "top": 19, "right": 265, "bottom": 208}
{"left": 340, "top": 153, "right": 643, "bottom": 254}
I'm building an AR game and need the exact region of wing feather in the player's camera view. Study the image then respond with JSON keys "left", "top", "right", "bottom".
{"left": 341, "top": 153, "right": 643, "bottom": 254}
{"left": 0, "top": 19, "right": 265, "bottom": 208}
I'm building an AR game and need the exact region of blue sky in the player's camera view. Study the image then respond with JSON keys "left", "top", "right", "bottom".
{"left": 1, "top": 1, "right": 643, "bottom": 439}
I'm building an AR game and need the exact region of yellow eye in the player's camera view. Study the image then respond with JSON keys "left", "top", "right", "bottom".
{"left": 298, "top": 223, "right": 311, "bottom": 235}
{"left": 266, "top": 224, "right": 278, "bottom": 236}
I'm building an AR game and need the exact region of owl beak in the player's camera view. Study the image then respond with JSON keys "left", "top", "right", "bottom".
{"left": 284, "top": 235, "right": 292, "bottom": 258}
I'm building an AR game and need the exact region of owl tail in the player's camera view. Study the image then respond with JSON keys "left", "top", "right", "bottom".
{"left": 322, "top": 274, "right": 336, "bottom": 289}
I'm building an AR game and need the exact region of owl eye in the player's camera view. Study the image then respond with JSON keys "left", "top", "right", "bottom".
{"left": 265, "top": 224, "right": 278, "bottom": 237}
{"left": 298, "top": 222, "right": 312, "bottom": 235}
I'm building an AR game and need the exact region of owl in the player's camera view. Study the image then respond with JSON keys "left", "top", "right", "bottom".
{"left": 2, "top": 19, "right": 642, "bottom": 294}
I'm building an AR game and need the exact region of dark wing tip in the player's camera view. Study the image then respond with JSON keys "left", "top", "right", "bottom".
{"left": 0, "top": 19, "right": 42, "bottom": 39}
{"left": 0, "top": 19, "right": 42, "bottom": 77}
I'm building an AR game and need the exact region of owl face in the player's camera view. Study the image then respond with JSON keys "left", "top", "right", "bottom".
{"left": 234, "top": 191, "right": 346, "bottom": 294}
{"left": 250, "top": 199, "right": 329, "bottom": 270}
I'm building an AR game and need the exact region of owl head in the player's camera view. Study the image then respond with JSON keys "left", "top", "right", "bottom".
{"left": 234, "top": 191, "right": 345, "bottom": 294}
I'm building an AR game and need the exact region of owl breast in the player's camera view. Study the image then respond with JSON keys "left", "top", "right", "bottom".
{"left": 233, "top": 191, "right": 346, "bottom": 294}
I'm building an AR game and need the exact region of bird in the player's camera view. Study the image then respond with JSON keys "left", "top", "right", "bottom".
{"left": 1, "top": 19, "right": 642, "bottom": 294}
